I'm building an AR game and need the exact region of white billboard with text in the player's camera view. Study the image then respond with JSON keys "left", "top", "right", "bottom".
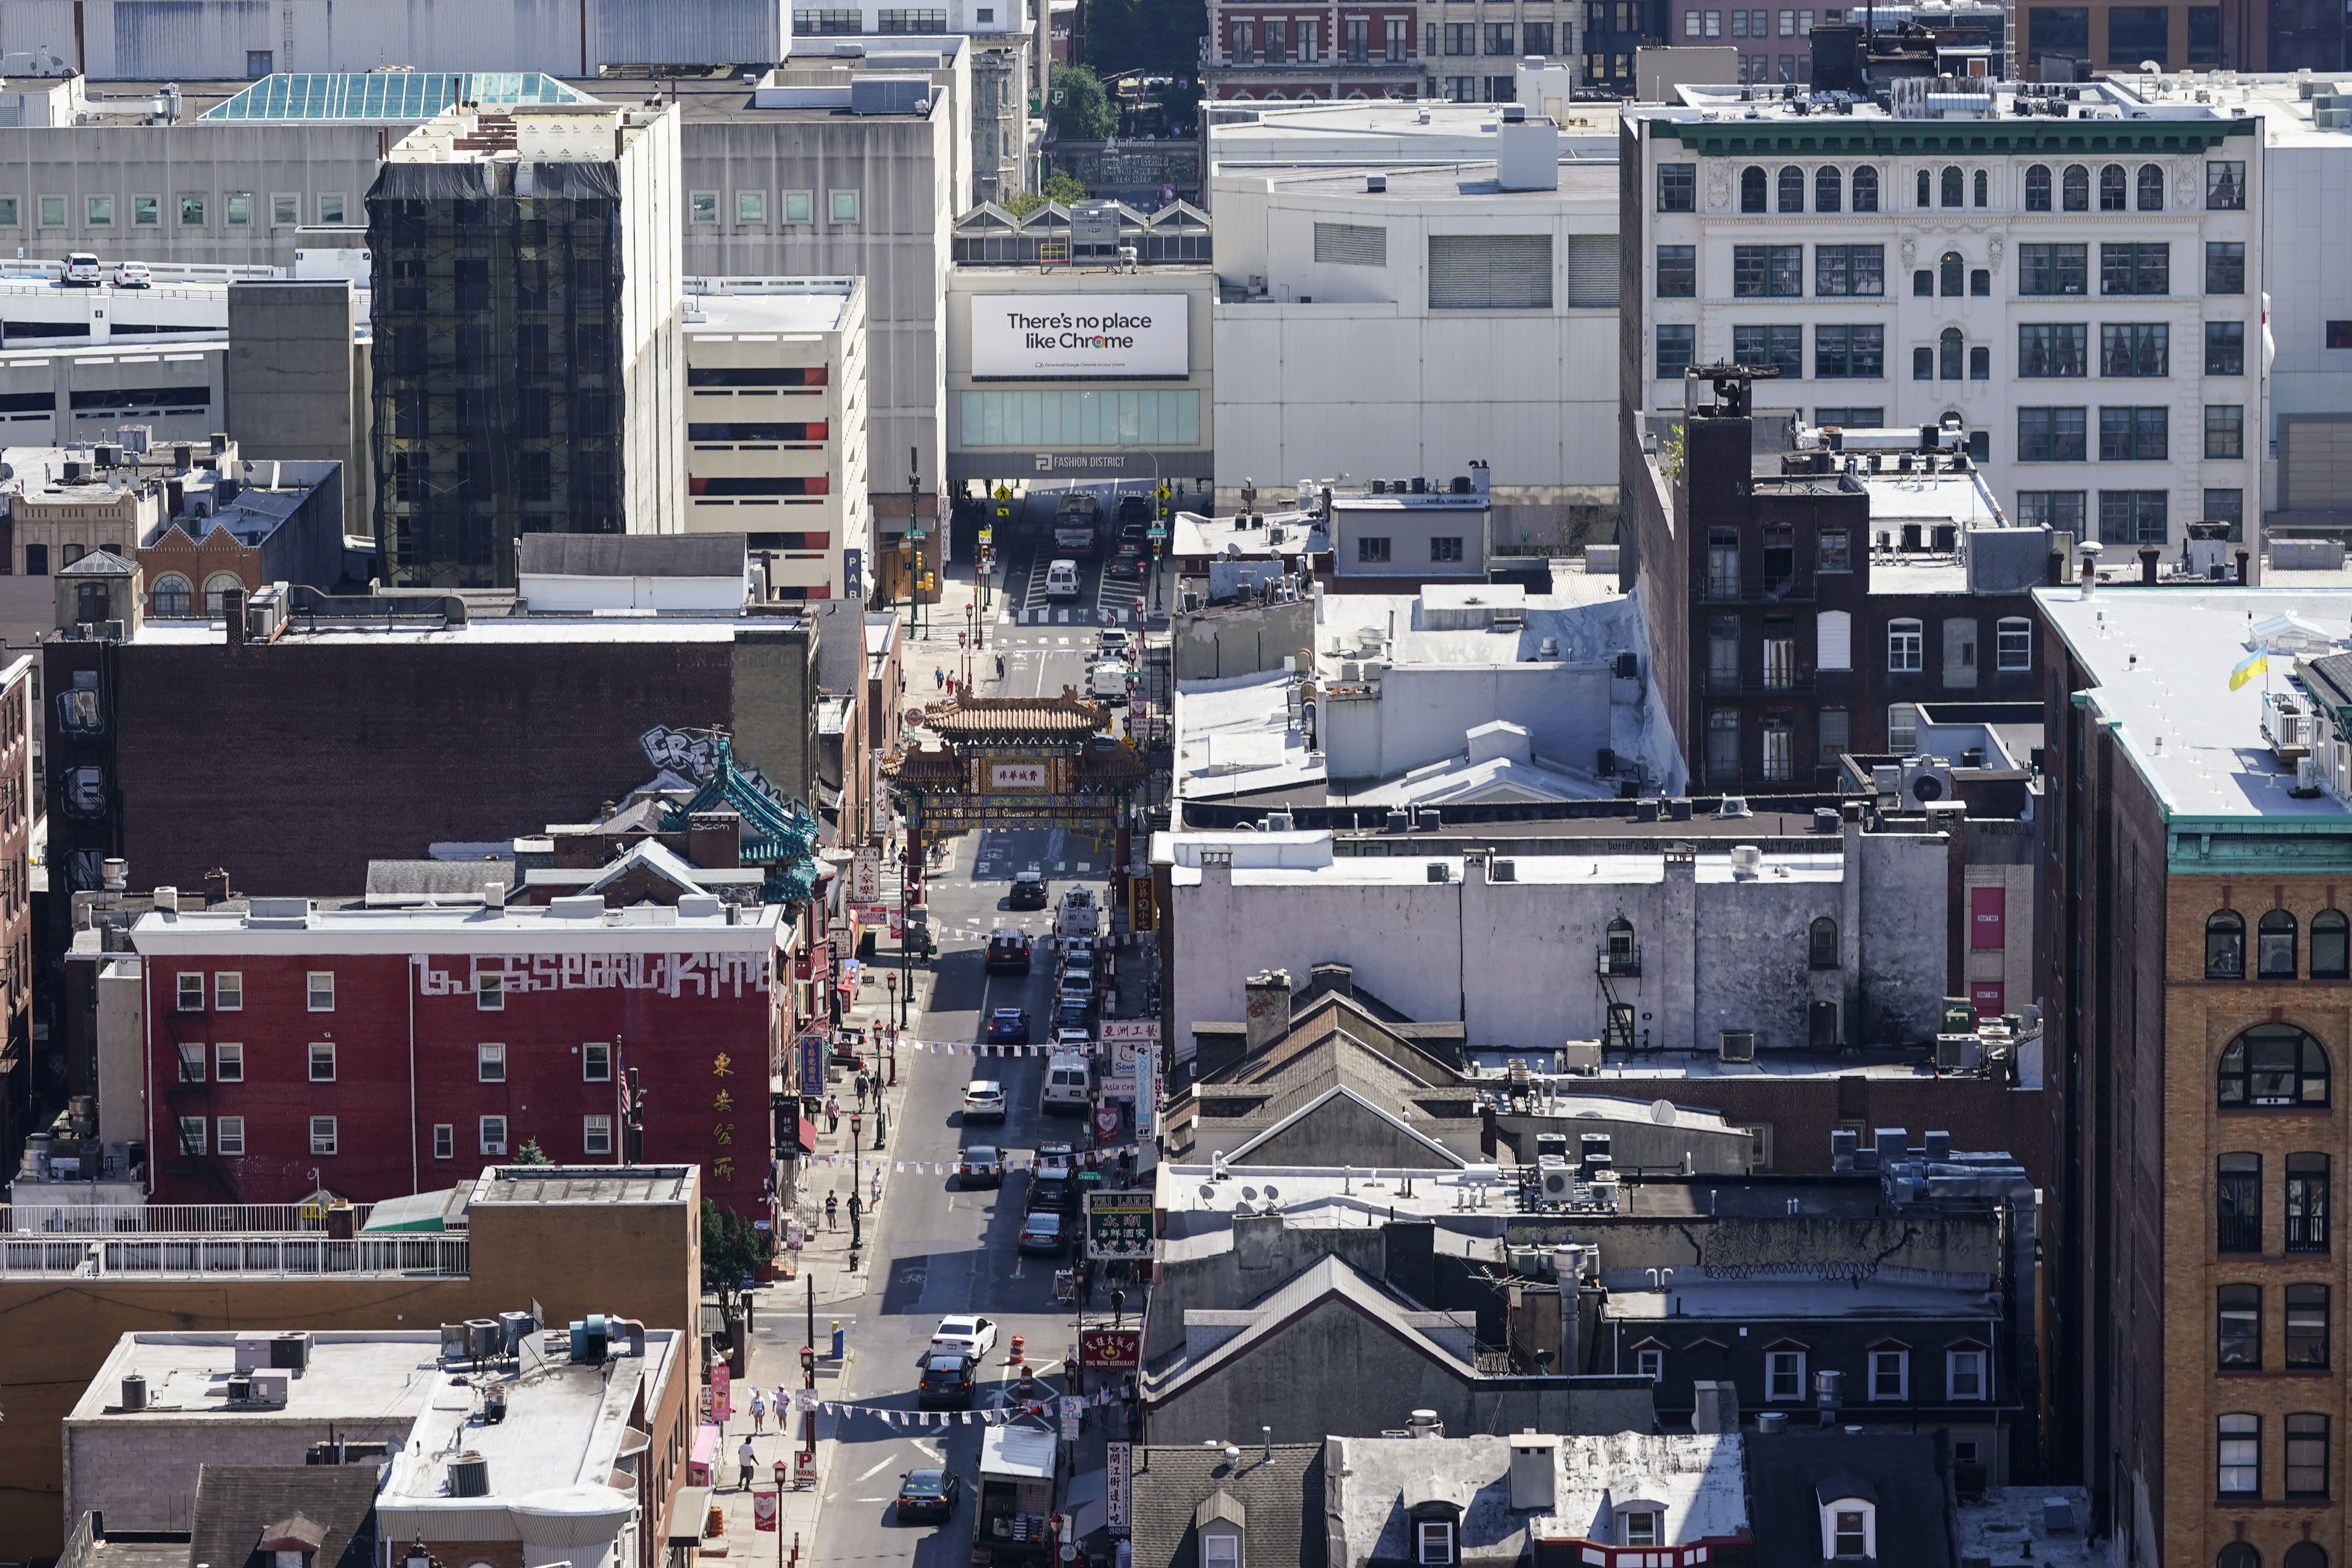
{"left": 971, "top": 294, "right": 1189, "bottom": 379}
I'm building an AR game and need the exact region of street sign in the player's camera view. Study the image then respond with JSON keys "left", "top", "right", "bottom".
{"left": 852, "top": 849, "right": 881, "bottom": 903}
{"left": 1095, "top": 1105, "right": 1120, "bottom": 1142}
{"left": 1107, "top": 1442, "right": 1132, "bottom": 1535}
{"left": 1100, "top": 1021, "right": 1159, "bottom": 1043}
{"left": 1081, "top": 1329, "right": 1141, "bottom": 1370}
{"left": 798, "top": 1031, "right": 826, "bottom": 1097}
{"left": 1060, "top": 1397, "right": 1081, "bottom": 1442}
{"left": 1086, "top": 1191, "right": 1155, "bottom": 1259}
{"left": 995, "top": 484, "right": 1013, "bottom": 501}
{"left": 753, "top": 1490, "right": 779, "bottom": 1532}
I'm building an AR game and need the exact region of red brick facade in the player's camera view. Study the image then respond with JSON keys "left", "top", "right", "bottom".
{"left": 135, "top": 911, "right": 794, "bottom": 1217}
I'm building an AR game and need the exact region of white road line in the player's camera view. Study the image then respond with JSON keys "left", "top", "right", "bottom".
{"left": 856, "top": 1456, "right": 897, "bottom": 1482}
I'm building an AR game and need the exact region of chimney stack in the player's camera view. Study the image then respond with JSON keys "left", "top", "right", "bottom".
{"left": 1243, "top": 970, "right": 1293, "bottom": 1054}
{"left": 1507, "top": 1433, "right": 1558, "bottom": 1512}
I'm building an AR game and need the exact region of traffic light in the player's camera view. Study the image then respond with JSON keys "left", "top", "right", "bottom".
{"left": 920, "top": 572, "right": 935, "bottom": 593}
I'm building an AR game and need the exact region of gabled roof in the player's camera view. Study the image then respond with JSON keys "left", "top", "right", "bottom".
{"left": 585, "top": 838, "right": 710, "bottom": 897}
{"left": 59, "top": 548, "right": 136, "bottom": 577}
{"left": 188, "top": 1465, "right": 380, "bottom": 1568}
{"left": 1129, "top": 1444, "right": 1325, "bottom": 1568}
{"left": 1219, "top": 1085, "right": 1469, "bottom": 1169}
{"left": 1145, "top": 1255, "right": 1473, "bottom": 1397}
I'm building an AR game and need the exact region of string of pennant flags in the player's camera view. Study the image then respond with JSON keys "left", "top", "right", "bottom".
{"left": 780, "top": 1390, "right": 1127, "bottom": 1426}
{"left": 798, "top": 1150, "right": 1143, "bottom": 1173}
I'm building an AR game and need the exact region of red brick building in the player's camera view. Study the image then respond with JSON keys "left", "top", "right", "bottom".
{"left": 129, "top": 893, "right": 795, "bottom": 1218}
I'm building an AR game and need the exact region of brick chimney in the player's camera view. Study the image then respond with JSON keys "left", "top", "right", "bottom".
{"left": 689, "top": 810, "right": 742, "bottom": 869}
{"left": 1243, "top": 970, "right": 1292, "bottom": 1055}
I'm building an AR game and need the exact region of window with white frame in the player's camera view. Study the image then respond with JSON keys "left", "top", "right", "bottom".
{"left": 1636, "top": 1347, "right": 1663, "bottom": 1381}
{"left": 1869, "top": 1348, "right": 1909, "bottom": 1399}
{"left": 478, "top": 1042, "right": 507, "bottom": 1083}
{"left": 1415, "top": 1522, "right": 1454, "bottom": 1566}
{"left": 433, "top": 1124, "right": 454, "bottom": 1160}
{"left": 308, "top": 1042, "right": 336, "bottom": 1081}
{"left": 1816, "top": 608, "right": 1852, "bottom": 671}
{"left": 215, "top": 1042, "right": 243, "bottom": 1081}
{"left": 481, "top": 1115, "right": 509, "bottom": 1154}
{"left": 1887, "top": 703, "right": 1920, "bottom": 754}
{"left": 477, "top": 972, "right": 505, "bottom": 1011}
{"left": 176, "top": 1042, "right": 205, "bottom": 1082}
{"left": 309, "top": 1115, "right": 338, "bottom": 1155}
{"left": 1887, "top": 618, "right": 1923, "bottom": 672}
{"left": 1996, "top": 617, "right": 2033, "bottom": 672}
{"left": 179, "top": 1115, "right": 207, "bottom": 1157}
{"left": 1201, "top": 1534, "right": 1240, "bottom": 1568}
{"left": 177, "top": 972, "right": 205, "bottom": 1010}
{"left": 217, "top": 1115, "right": 246, "bottom": 1156}
{"left": 307, "top": 970, "right": 334, "bottom": 1011}
{"left": 1620, "top": 1510, "right": 1661, "bottom": 1546}
{"left": 1946, "top": 1345, "right": 1987, "bottom": 1400}
{"left": 584, "top": 1042, "right": 613, "bottom": 1081}
{"left": 584, "top": 1114, "right": 614, "bottom": 1156}
{"left": 1767, "top": 1349, "right": 1807, "bottom": 1400}
{"left": 1821, "top": 1500, "right": 1875, "bottom": 1560}
{"left": 214, "top": 971, "right": 243, "bottom": 1010}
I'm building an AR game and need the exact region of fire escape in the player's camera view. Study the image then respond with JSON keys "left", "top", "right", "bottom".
{"left": 1596, "top": 916, "right": 1639, "bottom": 1053}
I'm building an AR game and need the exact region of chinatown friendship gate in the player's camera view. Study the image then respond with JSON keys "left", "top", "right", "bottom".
{"left": 880, "top": 688, "right": 1154, "bottom": 942}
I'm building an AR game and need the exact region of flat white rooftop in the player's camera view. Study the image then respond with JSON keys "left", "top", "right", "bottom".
{"left": 683, "top": 280, "right": 858, "bottom": 337}
{"left": 1159, "top": 832, "right": 1848, "bottom": 885}
{"left": 72, "top": 1330, "right": 442, "bottom": 1424}
{"left": 2034, "top": 585, "right": 2352, "bottom": 823}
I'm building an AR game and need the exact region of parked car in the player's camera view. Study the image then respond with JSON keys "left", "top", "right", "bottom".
{"left": 115, "top": 261, "right": 151, "bottom": 289}
{"left": 1116, "top": 493, "right": 1151, "bottom": 527}
{"left": 963, "top": 1081, "right": 1008, "bottom": 1122}
{"left": 1008, "top": 870, "right": 1048, "bottom": 909}
{"left": 1036, "top": 1142, "right": 1076, "bottom": 1178}
{"left": 896, "top": 1466, "right": 962, "bottom": 1520}
{"left": 930, "top": 1315, "right": 1001, "bottom": 1361}
{"left": 984, "top": 1009, "right": 1031, "bottom": 1046}
{"left": 62, "top": 252, "right": 102, "bottom": 287}
{"left": 1045, "top": 558, "right": 1081, "bottom": 599}
{"left": 1060, "top": 947, "right": 1097, "bottom": 986}
{"left": 1056, "top": 993, "right": 1094, "bottom": 1030}
{"left": 1051, "top": 1027, "right": 1092, "bottom": 1056}
{"left": 1017, "top": 1210, "right": 1068, "bottom": 1254}
{"left": 1097, "top": 628, "right": 1133, "bottom": 661}
{"left": 985, "top": 931, "right": 1032, "bottom": 973}
{"left": 1027, "top": 1173, "right": 1077, "bottom": 1216}
{"left": 958, "top": 1145, "right": 1005, "bottom": 1187}
{"left": 1106, "top": 549, "right": 1144, "bottom": 582}
{"left": 918, "top": 1352, "right": 979, "bottom": 1409}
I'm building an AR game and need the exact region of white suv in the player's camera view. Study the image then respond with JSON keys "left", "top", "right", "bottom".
{"left": 928, "top": 1315, "right": 999, "bottom": 1362}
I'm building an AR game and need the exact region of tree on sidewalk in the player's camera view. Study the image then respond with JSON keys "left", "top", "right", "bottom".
{"left": 702, "top": 1198, "right": 774, "bottom": 1318}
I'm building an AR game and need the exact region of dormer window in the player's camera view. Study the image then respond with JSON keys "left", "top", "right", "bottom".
{"left": 1814, "top": 1476, "right": 1878, "bottom": 1560}
{"left": 1196, "top": 1489, "right": 1245, "bottom": 1568}
{"left": 1415, "top": 1522, "right": 1454, "bottom": 1565}
{"left": 1617, "top": 1501, "right": 1668, "bottom": 1546}
{"left": 1405, "top": 1498, "right": 1463, "bottom": 1567}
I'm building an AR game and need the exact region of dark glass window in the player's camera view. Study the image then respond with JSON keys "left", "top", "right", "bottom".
{"left": 1814, "top": 245, "right": 1884, "bottom": 297}
{"left": 2218, "top": 1024, "right": 2332, "bottom": 1108}
{"left": 2209, "top": 910, "right": 2246, "bottom": 977}
{"left": 2187, "top": 5, "right": 2222, "bottom": 61}
{"left": 2099, "top": 163, "right": 2128, "bottom": 211}
{"left": 2206, "top": 241, "right": 2246, "bottom": 295}
{"left": 2289, "top": 1154, "right": 2331, "bottom": 1253}
{"left": 1656, "top": 245, "right": 1697, "bottom": 297}
{"left": 1657, "top": 324, "right": 1696, "bottom": 379}
{"left": 1939, "top": 327, "right": 1965, "bottom": 380}
{"left": 1778, "top": 166, "right": 1805, "bottom": 212}
{"left": 2100, "top": 324, "right": 2169, "bottom": 377}
{"left": 2218, "top": 1153, "right": 2262, "bottom": 1253}
{"left": 2219, "top": 1283, "right": 2262, "bottom": 1368}
{"left": 2100, "top": 242, "right": 2169, "bottom": 295}
{"left": 2288, "top": 1416, "right": 2330, "bottom": 1499}
{"left": 2098, "top": 406, "right": 2168, "bottom": 461}
{"left": 2138, "top": 164, "right": 2166, "bottom": 211}
{"left": 1733, "top": 244, "right": 1803, "bottom": 297}
{"left": 2025, "top": 163, "right": 2052, "bottom": 211}
{"left": 1851, "top": 167, "right": 1879, "bottom": 211}
{"left": 2107, "top": 5, "right": 2168, "bottom": 63}
{"left": 1809, "top": 916, "right": 1838, "bottom": 969}
{"left": 1732, "top": 324, "right": 1804, "bottom": 379}
{"left": 2261, "top": 909, "right": 2301, "bottom": 978}
{"left": 2062, "top": 163, "right": 2089, "bottom": 211}
{"left": 1740, "top": 165, "right": 1767, "bottom": 212}
{"left": 2288, "top": 1284, "right": 2330, "bottom": 1367}
{"left": 1814, "top": 167, "right": 1842, "bottom": 212}
{"left": 2315, "top": 912, "right": 2349, "bottom": 979}
{"left": 1940, "top": 166, "right": 1963, "bottom": 207}
{"left": 2020, "top": 242, "right": 2089, "bottom": 296}
{"left": 2020, "top": 324, "right": 2089, "bottom": 378}
{"left": 1974, "top": 169, "right": 1989, "bottom": 207}
{"left": 1940, "top": 251, "right": 1964, "bottom": 297}
{"left": 1814, "top": 325, "right": 1884, "bottom": 379}
{"left": 2017, "top": 406, "right": 2088, "bottom": 463}
{"left": 2208, "top": 161, "right": 2247, "bottom": 211}
{"left": 2028, "top": 5, "right": 2089, "bottom": 61}
{"left": 1970, "top": 345, "right": 1991, "bottom": 380}
{"left": 1658, "top": 163, "right": 1697, "bottom": 212}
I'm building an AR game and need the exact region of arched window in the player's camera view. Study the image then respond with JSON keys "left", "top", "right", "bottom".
{"left": 151, "top": 572, "right": 192, "bottom": 618}
{"left": 2137, "top": 162, "right": 2164, "bottom": 210}
{"left": 2099, "top": 163, "right": 2127, "bottom": 210}
{"left": 1940, "top": 165, "right": 1963, "bottom": 207}
{"left": 2316, "top": 911, "right": 2350, "bottom": 979}
{"left": 1604, "top": 916, "right": 1638, "bottom": 975}
{"left": 1778, "top": 166, "right": 1804, "bottom": 212}
{"left": 1741, "top": 165, "right": 1767, "bottom": 212}
{"left": 2261, "top": 909, "right": 2300, "bottom": 979}
{"left": 202, "top": 572, "right": 246, "bottom": 616}
{"left": 2221, "top": 1545, "right": 2263, "bottom": 1568}
{"left": 1808, "top": 916, "right": 1838, "bottom": 969}
{"left": 2025, "top": 163, "right": 2052, "bottom": 210}
{"left": 1915, "top": 167, "right": 1931, "bottom": 207}
{"left": 2219, "top": 1023, "right": 2332, "bottom": 1108}
{"left": 2062, "top": 163, "right": 2089, "bottom": 210}
{"left": 2286, "top": 1540, "right": 2329, "bottom": 1568}
{"left": 1851, "top": 166, "right": 1879, "bottom": 211}
{"left": 1940, "top": 251, "right": 1964, "bottom": 296}
{"left": 1939, "top": 327, "right": 1964, "bottom": 380}
{"left": 1814, "top": 166, "right": 1842, "bottom": 212}
{"left": 2207, "top": 911, "right": 2245, "bottom": 978}
{"left": 1972, "top": 168, "right": 1988, "bottom": 207}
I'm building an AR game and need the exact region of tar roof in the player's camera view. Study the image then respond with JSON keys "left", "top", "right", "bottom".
{"left": 469, "top": 1165, "right": 697, "bottom": 1204}
{"left": 2034, "top": 586, "right": 2352, "bottom": 823}
{"left": 1250, "top": 161, "right": 1619, "bottom": 202}
{"left": 1745, "top": 1431, "right": 1953, "bottom": 1568}
{"left": 520, "top": 532, "right": 748, "bottom": 578}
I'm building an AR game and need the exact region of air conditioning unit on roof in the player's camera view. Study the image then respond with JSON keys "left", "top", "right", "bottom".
{"left": 1719, "top": 1030, "right": 1757, "bottom": 1063}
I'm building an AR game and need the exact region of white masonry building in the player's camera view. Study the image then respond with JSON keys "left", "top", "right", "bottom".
{"left": 1620, "top": 79, "right": 2264, "bottom": 556}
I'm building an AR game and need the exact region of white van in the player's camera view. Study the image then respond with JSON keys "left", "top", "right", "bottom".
{"left": 1088, "top": 661, "right": 1128, "bottom": 699}
{"left": 1044, "top": 559, "right": 1081, "bottom": 599}
{"left": 1041, "top": 1052, "right": 1091, "bottom": 1115}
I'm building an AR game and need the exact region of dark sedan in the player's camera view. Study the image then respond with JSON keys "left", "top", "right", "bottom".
{"left": 1008, "top": 870, "right": 1048, "bottom": 909}
{"left": 985, "top": 1008, "right": 1031, "bottom": 1045}
{"left": 896, "top": 1467, "right": 961, "bottom": 1522}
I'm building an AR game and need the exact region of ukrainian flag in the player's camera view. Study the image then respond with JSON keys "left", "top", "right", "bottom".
{"left": 2229, "top": 646, "right": 2269, "bottom": 691}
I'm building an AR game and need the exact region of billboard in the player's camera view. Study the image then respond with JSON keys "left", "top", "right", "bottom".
{"left": 1087, "top": 1191, "right": 1155, "bottom": 1259}
{"left": 971, "top": 294, "right": 1189, "bottom": 379}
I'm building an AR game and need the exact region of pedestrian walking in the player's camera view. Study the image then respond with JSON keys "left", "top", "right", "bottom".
{"left": 750, "top": 1389, "right": 767, "bottom": 1436}
{"left": 870, "top": 1167, "right": 883, "bottom": 1208}
{"left": 934, "top": 666, "right": 945, "bottom": 690}
{"left": 996, "top": 654, "right": 1005, "bottom": 681}
{"left": 737, "top": 1437, "right": 757, "bottom": 1492}
{"left": 825, "top": 1191, "right": 839, "bottom": 1230}
{"left": 825, "top": 1095, "right": 841, "bottom": 1133}
{"left": 854, "top": 1071, "right": 870, "bottom": 1109}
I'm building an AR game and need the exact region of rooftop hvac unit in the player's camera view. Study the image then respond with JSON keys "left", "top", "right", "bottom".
{"left": 1533, "top": 1132, "right": 1569, "bottom": 1162}
{"left": 1728, "top": 846, "right": 1762, "bottom": 878}
{"left": 448, "top": 1451, "right": 491, "bottom": 1498}
{"left": 1935, "top": 1032, "right": 1983, "bottom": 1072}
{"left": 464, "top": 1319, "right": 501, "bottom": 1361}
{"left": 1719, "top": 1030, "right": 1757, "bottom": 1063}
{"left": 1538, "top": 1155, "right": 1573, "bottom": 1202}
{"left": 246, "top": 1371, "right": 289, "bottom": 1405}
{"left": 1562, "top": 1040, "right": 1602, "bottom": 1074}
{"left": 1427, "top": 862, "right": 1450, "bottom": 883}
{"left": 1491, "top": 858, "right": 1517, "bottom": 882}
{"left": 1900, "top": 759, "right": 1957, "bottom": 807}
{"left": 270, "top": 1332, "right": 312, "bottom": 1371}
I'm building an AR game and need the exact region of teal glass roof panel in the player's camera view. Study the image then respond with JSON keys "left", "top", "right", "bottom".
{"left": 198, "top": 72, "right": 594, "bottom": 121}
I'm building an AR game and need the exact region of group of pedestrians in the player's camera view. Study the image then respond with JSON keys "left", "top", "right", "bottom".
{"left": 731, "top": 1382, "right": 803, "bottom": 1490}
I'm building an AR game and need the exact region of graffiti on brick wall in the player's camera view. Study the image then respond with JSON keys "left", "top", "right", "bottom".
{"left": 640, "top": 723, "right": 788, "bottom": 807}
{"left": 413, "top": 952, "right": 773, "bottom": 999}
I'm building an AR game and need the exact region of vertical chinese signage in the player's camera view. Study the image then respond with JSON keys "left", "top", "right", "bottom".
{"left": 1107, "top": 1442, "right": 1131, "bottom": 1536}
{"left": 798, "top": 1031, "right": 827, "bottom": 1096}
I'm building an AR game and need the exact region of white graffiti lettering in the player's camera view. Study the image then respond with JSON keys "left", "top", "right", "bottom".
{"left": 411, "top": 952, "right": 772, "bottom": 999}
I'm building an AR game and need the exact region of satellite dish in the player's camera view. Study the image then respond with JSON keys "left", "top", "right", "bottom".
{"left": 1651, "top": 1098, "right": 1677, "bottom": 1126}
{"left": 1262, "top": 1184, "right": 1280, "bottom": 1200}
{"left": 1198, "top": 1184, "right": 1217, "bottom": 1200}
{"left": 1241, "top": 1186, "right": 1258, "bottom": 1200}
